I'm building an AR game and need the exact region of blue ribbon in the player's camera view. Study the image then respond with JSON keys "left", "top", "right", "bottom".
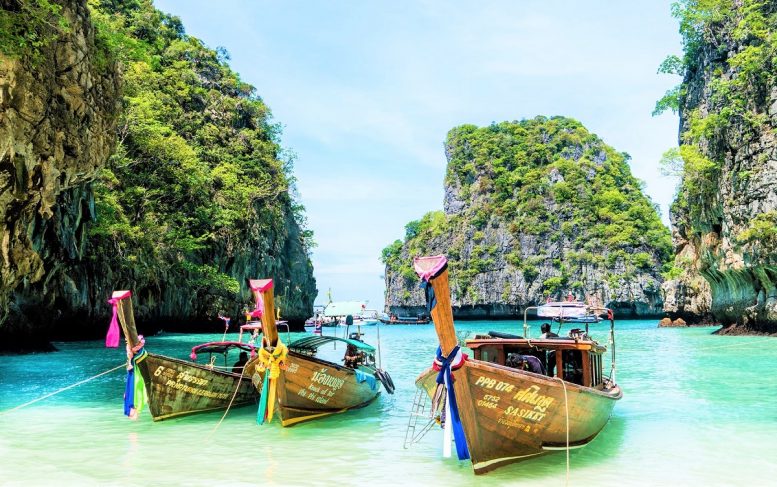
{"left": 123, "top": 368, "right": 135, "bottom": 416}
{"left": 256, "top": 373, "right": 270, "bottom": 424}
{"left": 421, "top": 280, "right": 436, "bottom": 314}
{"left": 436, "top": 345, "right": 470, "bottom": 460}
{"left": 124, "top": 348, "right": 147, "bottom": 416}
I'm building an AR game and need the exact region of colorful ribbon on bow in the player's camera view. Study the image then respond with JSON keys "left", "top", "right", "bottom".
{"left": 124, "top": 338, "right": 148, "bottom": 419}
{"left": 105, "top": 297, "right": 122, "bottom": 348}
{"left": 432, "top": 345, "right": 470, "bottom": 460}
{"left": 251, "top": 292, "right": 264, "bottom": 319}
{"left": 255, "top": 339, "right": 288, "bottom": 424}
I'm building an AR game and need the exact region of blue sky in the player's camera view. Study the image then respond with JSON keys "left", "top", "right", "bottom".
{"left": 155, "top": 0, "right": 683, "bottom": 310}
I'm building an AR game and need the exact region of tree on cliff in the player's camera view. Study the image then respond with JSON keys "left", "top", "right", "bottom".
{"left": 82, "top": 0, "right": 317, "bottom": 324}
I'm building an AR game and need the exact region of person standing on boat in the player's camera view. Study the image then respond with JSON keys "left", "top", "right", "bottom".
{"left": 232, "top": 351, "right": 249, "bottom": 374}
{"left": 566, "top": 292, "right": 576, "bottom": 302}
{"left": 343, "top": 343, "right": 364, "bottom": 368}
{"left": 540, "top": 323, "right": 558, "bottom": 339}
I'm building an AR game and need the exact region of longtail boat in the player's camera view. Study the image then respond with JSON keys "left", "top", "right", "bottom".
{"left": 107, "top": 291, "right": 258, "bottom": 421}
{"left": 411, "top": 255, "right": 622, "bottom": 474}
{"left": 379, "top": 315, "right": 431, "bottom": 325}
{"left": 245, "top": 279, "right": 394, "bottom": 427}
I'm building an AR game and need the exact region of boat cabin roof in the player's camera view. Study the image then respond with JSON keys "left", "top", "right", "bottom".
{"left": 289, "top": 335, "right": 376, "bottom": 353}
{"left": 467, "top": 337, "right": 606, "bottom": 353}
{"left": 191, "top": 341, "right": 255, "bottom": 356}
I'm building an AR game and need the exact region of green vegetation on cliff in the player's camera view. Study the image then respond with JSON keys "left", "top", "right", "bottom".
{"left": 82, "top": 0, "right": 314, "bottom": 314}
{"left": 656, "top": 0, "right": 776, "bottom": 226}
{"left": 0, "top": 0, "right": 70, "bottom": 63}
{"left": 383, "top": 117, "right": 671, "bottom": 305}
{"left": 657, "top": 1, "right": 777, "bottom": 328}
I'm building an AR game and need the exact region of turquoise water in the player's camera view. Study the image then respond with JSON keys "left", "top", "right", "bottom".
{"left": 1, "top": 320, "right": 776, "bottom": 486}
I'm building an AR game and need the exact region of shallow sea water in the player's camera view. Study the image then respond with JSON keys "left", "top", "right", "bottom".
{"left": 1, "top": 320, "right": 776, "bottom": 486}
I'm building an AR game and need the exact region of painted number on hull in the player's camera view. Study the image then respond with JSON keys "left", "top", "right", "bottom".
{"left": 475, "top": 376, "right": 515, "bottom": 392}
{"left": 474, "top": 376, "right": 555, "bottom": 429}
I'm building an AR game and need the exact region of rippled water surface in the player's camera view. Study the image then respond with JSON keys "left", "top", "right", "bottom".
{"left": 1, "top": 320, "right": 776, "bottom": 486}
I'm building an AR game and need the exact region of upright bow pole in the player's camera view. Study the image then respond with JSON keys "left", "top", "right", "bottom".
{"left": 414, "top": 255, "right": 469, "bottom": 461}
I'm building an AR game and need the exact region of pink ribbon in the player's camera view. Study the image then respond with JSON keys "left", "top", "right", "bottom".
{"left": 413, "top": 255, "right": 448, "bottom": 281}
{"left": 251, "top": 293, "right": 264, "bottom": 318}
{"left": 105, "top": 298, "right": 121, "bottom": 348}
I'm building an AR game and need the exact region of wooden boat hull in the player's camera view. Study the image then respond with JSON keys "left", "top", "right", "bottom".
{"left": 417, "top": 360, "right": 621, "bottom": 474}
{"left": 137, "top": 352, "right": 258, "bottom": 421}
{"left": 255, "top": 351, "right": 381, "bottom": 427}
{"left": 378, "top": 318, "right": 430, "bottom": 325}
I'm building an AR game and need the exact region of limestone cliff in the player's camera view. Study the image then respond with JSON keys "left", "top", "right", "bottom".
{"left": 0, "top": 0, "right": 120, "bottom": 348}
{"left": 661, "top": 1, "right": 777, "bottom": 333}
{"left": 0, "top": 0, "right": 316, "bottom": 349}
{"left": 383, "top": 117, "right": 672, "bottom": 319}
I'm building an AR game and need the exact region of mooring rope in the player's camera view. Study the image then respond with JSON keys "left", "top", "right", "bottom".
{"left": 553, "top": 376, "right": 570, "bottom": 486}
{"left": 207, "top": 367, "right": 250, "bottom": 440}
{"left": 0, "top": 363, "right": 125, "bottom": 415}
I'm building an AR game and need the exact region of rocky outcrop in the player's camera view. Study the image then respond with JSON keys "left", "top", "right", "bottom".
{"left": 661, "top": 212, "right": 715, "bottom": 324}
{"left": 658, "top": 317, "right": 688, "bottom": 327}
{"left": 665, "top": 1, "right": 777, "bottom": 334}
{"left": 0, "top": 0, "right": 120, "bottom": 348}
{"left": 383, "top": 117, "right": 672, "bottom": 319}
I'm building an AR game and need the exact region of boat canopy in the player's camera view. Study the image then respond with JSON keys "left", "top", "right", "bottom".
{"left": 289, "top": 335, "right": 376, "bottom": 353}
{"left": 552, "top": 315, "right": 601, "bottom": 323}
{"left": 323, "top": 301, "right": 366, "bottom": 317}
{"left": 190, "top": 341, "right": 255, "bottom": 360}
{"left": 537, "top": 302, "right": 591, "bottom": 318}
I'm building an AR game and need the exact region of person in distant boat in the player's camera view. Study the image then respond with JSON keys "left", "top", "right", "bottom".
{"left": 343, "top": 343, "right": 364, "bottom": 368}
{"left": 566, "top": 292, "right": 576, "bottom": 302}
{"left": 540, "top": 323, "right": 559, "bottom": 339}
{"left": 232, "top": 351, "right": 249, "bottom": 374}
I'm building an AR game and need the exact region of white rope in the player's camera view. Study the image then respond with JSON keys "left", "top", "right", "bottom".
{"left": 207, "top": 366, "right": 250, "bottom": 440}
{"left": 553, "top": 376, "right": 570, "bottom": 486}
{"left": 0, "top": 364, "right": 125, "bottom": 415}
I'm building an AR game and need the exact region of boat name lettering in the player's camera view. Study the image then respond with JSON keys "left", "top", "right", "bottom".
{"left": 311, "top": 371, "right": 344, "bottom": 390}
{"left": 286, "top": 363, "right": 299, "bottom": 374}
{"left": 164, "top": 379, "right": 229, "bottom": 400}
{"left": 504, "top": 405, "right": 547, "bottom": 422}
{"left": 174, "top": 371, "right": 209, "bottom": 387}
{"left": 497, "top": 417, "right": 532, "bottom": 432}
{"left": 511, "top": 385, "right": 554, "bottom": 412}
{"left": 474, "top": 375, "right": 515, "bottom": 393}
{"left": 298, "top": 386, "right": 333, "bottom": 405}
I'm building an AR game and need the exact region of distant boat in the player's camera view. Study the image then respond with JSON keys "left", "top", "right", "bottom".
{"left": 245, "top": 279, "right": 394, "bottom": 427}
{"left": 409, "top": 255, "right": 621, "bottom": 474}
{"left": 538, "top": 300, "right": 603, "bottom": 324}
{"left": 108, "top": 291, "right": 257, "bottom": 421}
{"left": 379, "top": 315, "right": 431, "bottom": 325}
